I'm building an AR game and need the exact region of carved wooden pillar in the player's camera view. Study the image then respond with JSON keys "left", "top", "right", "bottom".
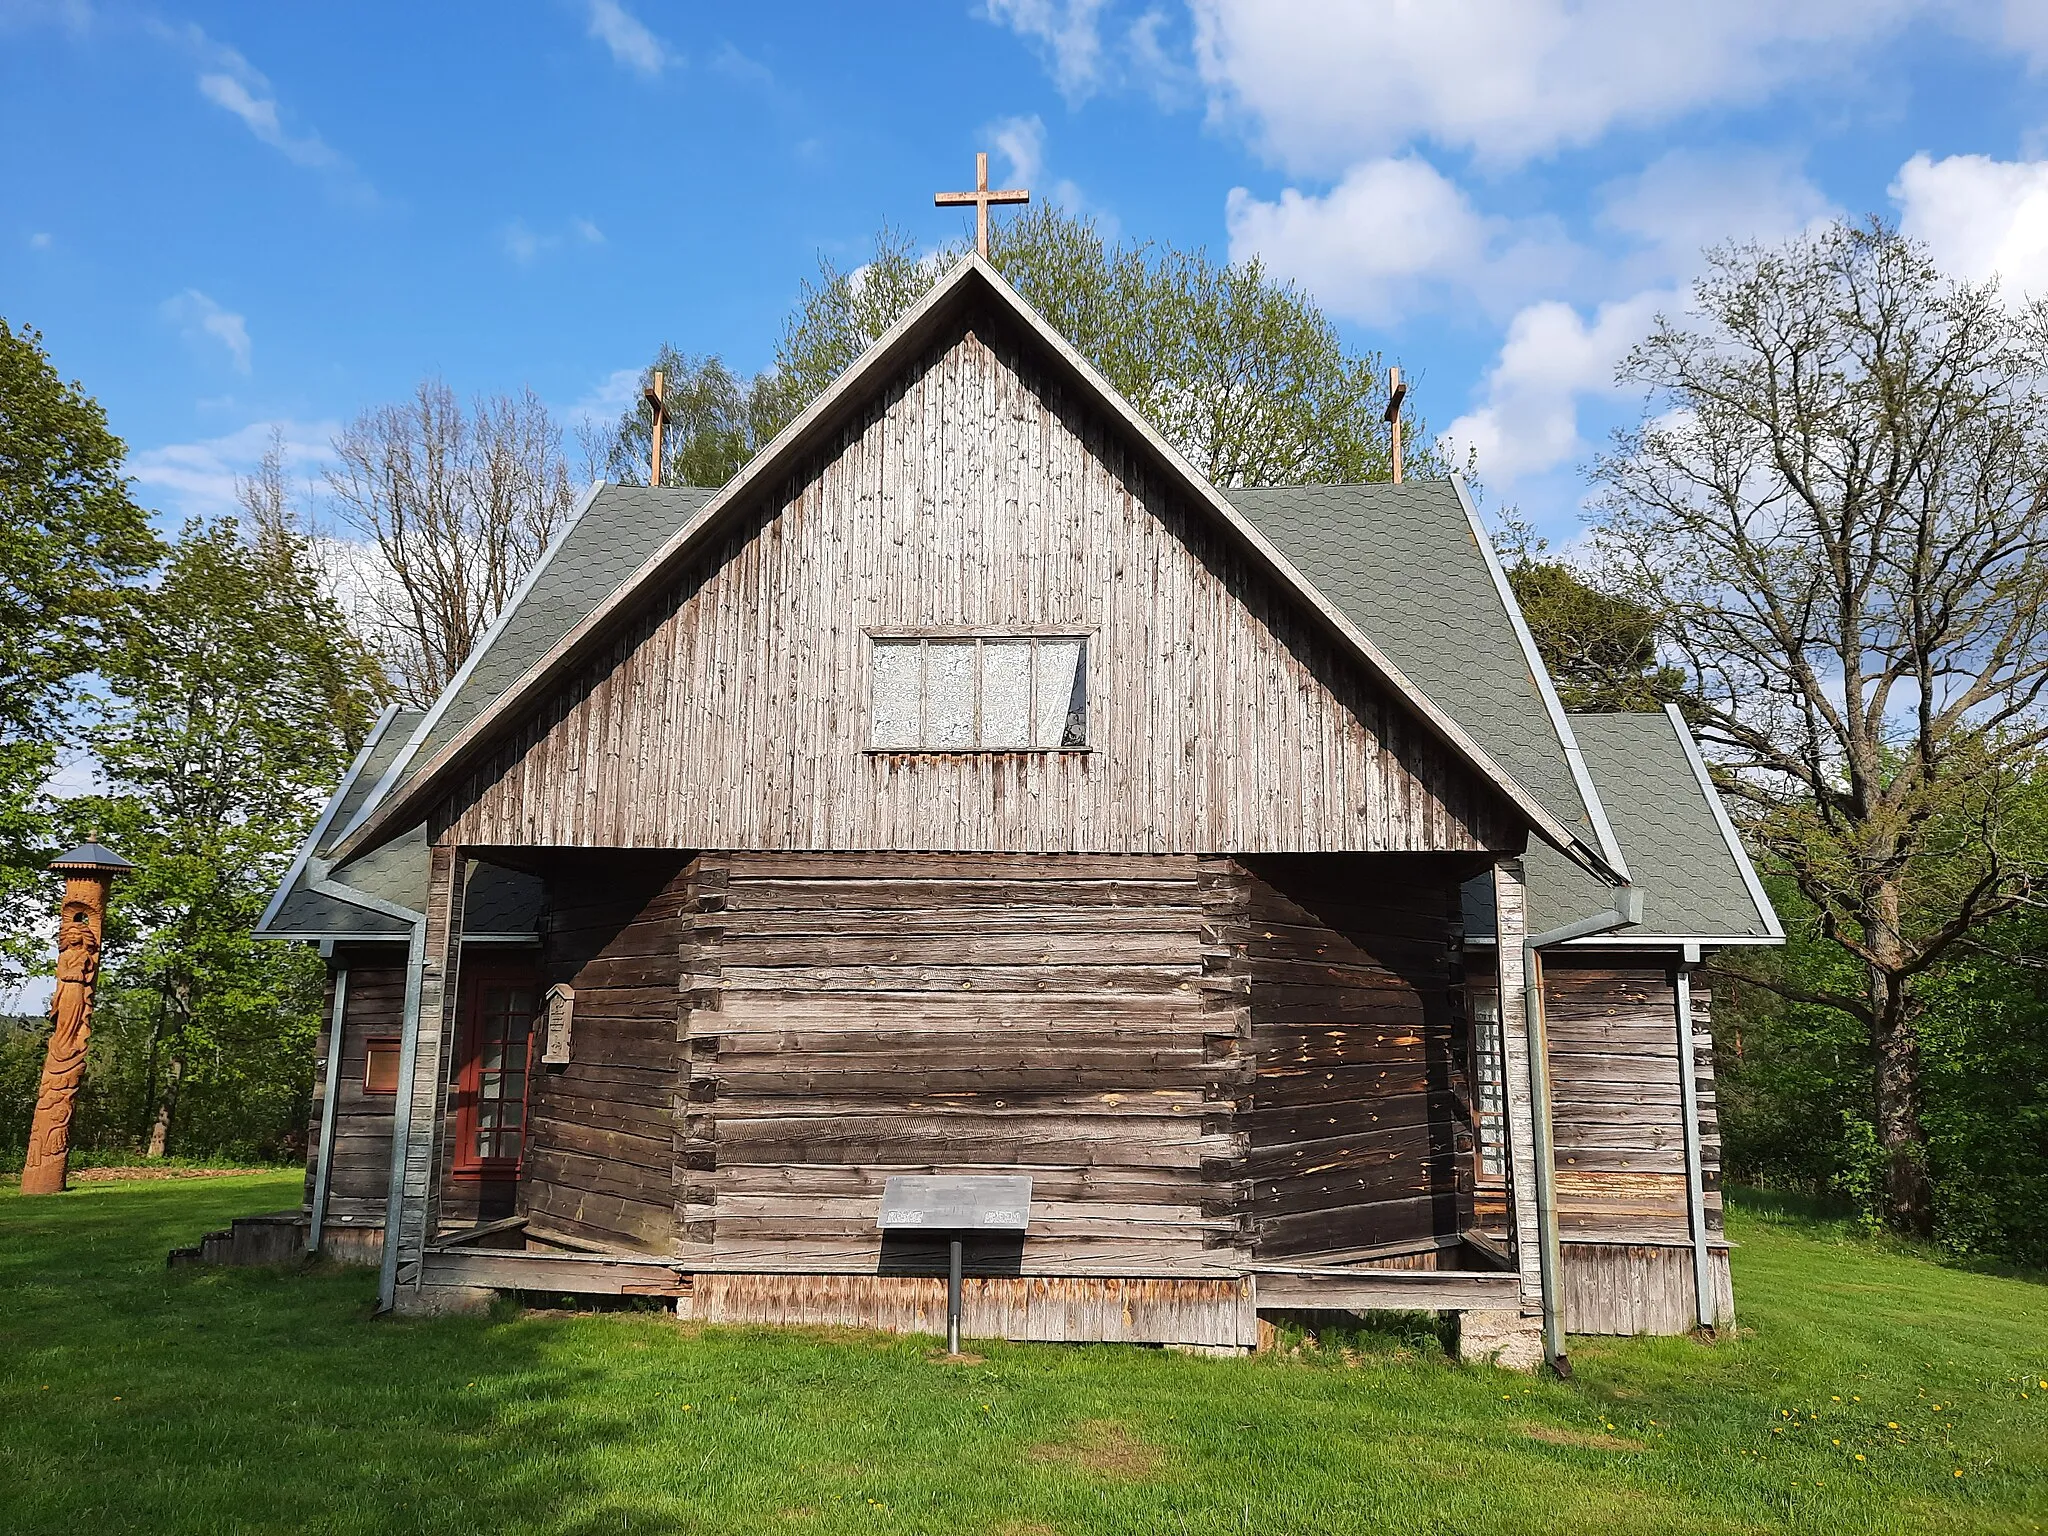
{"left": 21, "top": 843, "right": 134, "bottom": 1196}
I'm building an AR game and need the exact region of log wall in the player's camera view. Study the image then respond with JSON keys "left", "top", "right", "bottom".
{"left": 442, "top": 319, "right": 1516, "bottom": 858}
{"left": 305, "top": 943, "right": 409, "bottom": 1233}
{"left": 1462, "top": 950, "right": 1732, "bottom": 1334}
{"left": 677, "top": 851, "right": 1251, "bottom": 1278}
{"left": 522, "top": 852, "right": 693, "bottom": 1253}
{"left": 1229, "top": 856, "right": 1477, "bottom": 1262}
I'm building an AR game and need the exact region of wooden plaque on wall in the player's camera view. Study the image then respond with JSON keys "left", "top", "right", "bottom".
{"left": 542, "top": 983, "right": 574, "bottom": 1065}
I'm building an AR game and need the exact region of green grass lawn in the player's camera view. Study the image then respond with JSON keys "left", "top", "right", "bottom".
{"left": 1, "top": 1175, "right": 2044, "bottom": 1535}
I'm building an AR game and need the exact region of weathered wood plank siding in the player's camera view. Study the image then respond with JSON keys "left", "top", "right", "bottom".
{"left": 521, "top": 852, "right": 692, "bottom": 1254}
{"left": 1235, "top": 855, "right": 1477, "bottom": 1262}
{"left": 440, "top": 320, "right": 1516, "bottom": 857}
{"left": 1544, "top": 959, "right": 1723, "bottom": 1245}
{"left": 682, "top": 851, "right": 1253, "bottom": 1277}
{"left": 304, "top": 944, "right": 408, "bottom": 1230}
{"left": 1562, "top": 1244, "right": 1734, "bottom": 1335}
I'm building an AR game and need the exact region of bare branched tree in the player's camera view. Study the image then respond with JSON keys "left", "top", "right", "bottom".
{"left": 1592, "top": 219, "right": 2048, "bottom": 1233}
{"left": 326, "top": 380, "right": 576, "bottom": 703}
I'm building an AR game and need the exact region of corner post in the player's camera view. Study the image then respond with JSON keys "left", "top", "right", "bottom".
{"left": 1674, "top": 942, "right": 1715, "bottom": 1330}
{"left": 379, "top": 842, "right": 465, "bottom": 1309}
{"left": 1490, "top": 860, "right": 1547, "bottom": 1350}
{"left": 307, "top": 951, "right": 349, "bottom": 1254}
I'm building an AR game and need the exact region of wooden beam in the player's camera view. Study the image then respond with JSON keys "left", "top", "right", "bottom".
{"left": 384, "top": 843, "right": 466, "bottom": 1303}
{"left": 423, "top": 1248, "right": 688, "bottom": 1297}
{"left": 1491, "top": 859, "right": 1544, "bottom": 1320}
{"left": 1253, "top": 1269, "right": 1518, "bottom": 1312}
{"left": 306, "top": 962, "right": 349, "bottom": 1253}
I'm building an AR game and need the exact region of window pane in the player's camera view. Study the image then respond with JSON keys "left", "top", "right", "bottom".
{"left": 870, "top": 641, "right": 921, "bottom": 747}
{"left": 980, "top": 641, "right": 1032, "bottom": 748}
{"left": 1035, "top": 641, "right": 1086, "bottom": 748}
{"left": 363, "top": 1041, "right": 401, "bottom": 1094}
{"left": 924, "top": 642, "right": 976, "bottom": 749}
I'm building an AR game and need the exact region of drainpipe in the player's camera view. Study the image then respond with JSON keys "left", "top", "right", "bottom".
{"left": 1525, "top": 886, "right": 1643, "bottom": 1375}
{"left": 1675, "top": 941, "right": 1716, "bottom": 1330}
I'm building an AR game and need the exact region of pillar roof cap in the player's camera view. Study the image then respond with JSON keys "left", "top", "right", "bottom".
{"left": 48, "top": 842, "right": 135, "bottom": 874}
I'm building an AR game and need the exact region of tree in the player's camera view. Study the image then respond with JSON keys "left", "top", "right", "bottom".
{"left": 1488, "top": 510, "right": 1681, "bottom": 711}
{"left": 326, "top": 379, "right": 578, "bottom": 704}
{"left": 1591, "top": 219, "right": 2048, "bottom": 1233}
{"left": 590, "top": 348, "right": 788, "bottom": 489}
{"left": 0, "top": 319, "right": 158, "bottom": 986}
{"left": 81, "top": 518, "right": 384, "bottom": 1156}
{"left": 596, "top": 209, "right": 1449, "bottom": 493}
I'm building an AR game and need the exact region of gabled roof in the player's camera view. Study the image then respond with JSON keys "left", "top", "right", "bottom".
{"left": 1464, "top": 705, "right": 1782, "bottom": 946}
{"left": 1225, "top": 480, "right": 1623, "bottom": 873}
{"left": 329, "top": 254, "right": 1623, "bottom": 880}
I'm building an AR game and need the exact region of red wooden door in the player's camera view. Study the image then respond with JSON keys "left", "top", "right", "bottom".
{"left": 452, "top": 972, "right": 539, "bottom": 1178}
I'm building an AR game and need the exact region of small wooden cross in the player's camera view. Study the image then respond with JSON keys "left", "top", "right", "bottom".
{"left": 643, "top": 369, "right": 668, "bottom": 487}
{"left": 1383, "top": 367, "right": 1409, "bottom": 485}
{"left": 935, "top": 152, "right": 1029, "bottom": 259}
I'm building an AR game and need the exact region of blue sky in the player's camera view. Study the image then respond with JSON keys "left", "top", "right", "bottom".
{"left": 5, "top": 0, "right": 2048, "bottom": 547}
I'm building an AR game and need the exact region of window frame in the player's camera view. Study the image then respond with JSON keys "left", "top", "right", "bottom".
{"left": 362, "top": 1036, "right": 402, "bottom": 1096}
{"left": 863, "top": 627, "right": 1093, "bottom": 754}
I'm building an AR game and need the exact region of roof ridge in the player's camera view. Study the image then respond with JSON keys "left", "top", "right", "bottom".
{"left": 330, "top": 257, "right": 1620, "bottom": 881}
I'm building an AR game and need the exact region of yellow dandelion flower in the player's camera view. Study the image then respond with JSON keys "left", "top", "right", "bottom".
{"left": 1888, "top": 1422, "right": 1900, "bottom": 1429}
{"left": 1833, "top": 1439, "right": 1841, "bottom": 1446}
{"left": 1954, "top": 1470, "right": 1964, "bottom": 1478}
{"left": 1855, "top": 1453, "right": 1865, "bottom": 1462}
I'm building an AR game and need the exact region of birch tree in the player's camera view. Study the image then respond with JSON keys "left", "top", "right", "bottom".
{"left": 1592, "top": 220, "right": 2048, "bottom": 1233}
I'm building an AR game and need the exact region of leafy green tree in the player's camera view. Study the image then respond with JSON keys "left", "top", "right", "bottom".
{"left": 72, "top": 518, "right": 385, "bottom": 1157}
{"left": 592, "top": 349, "right": 789, "bottom": 489}
{"left": 1591, "top": 221, "right": 2048, "bottom": 1234}
{"left": 599, "top": 208, "right": 1449, "bottom": 491}
{"left": 1488, "top": 510, "right": 1682, "bottom": 711}
{"left": 0, "top": 319, "right": 158, "bottom": 985}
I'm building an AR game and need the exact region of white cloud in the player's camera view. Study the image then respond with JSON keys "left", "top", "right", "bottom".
{"left": 502, "top": 216, "right": 606, "bottom": 266}
{"left": 155, "top": 22, "right": 369, "bottom": 198}
{"left": 1224, "top": 156, "right": 1577, "bottom": 324}
{"left": 984, "top": 0, "right": 1109, "bottom": 100}
{"left": 160, "top": 289, "right": 252, "bottom": 374}
{"left": 1892, "top": 151, "right": 2048, "bottom": 300}
{"left": 990, "top": 114, "right": 1046, "bottom": 187}
{"left": 196, "top": 68, "right": 340, "bottom": 170}
{"left": 585, "top": 0, "right": 669, "bottom": 75}
{"left": 1598, "top": 147, "right": 1838, "bottom": 282}
{"left": 1190, "top": 0, "right": 1928, "bottom": 170}
{"left": 130, "top": 418, "right": 338, "bottom": 521}
{"left": 1445, "top": 291, "right": 1668, "bottom": 483}
{"left": 28, "top": 231, "right": 52, "bottom": 250}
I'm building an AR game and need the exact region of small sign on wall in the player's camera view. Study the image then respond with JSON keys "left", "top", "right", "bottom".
{"left": 542, "top": 983, "right": 574, "bottom": 1065}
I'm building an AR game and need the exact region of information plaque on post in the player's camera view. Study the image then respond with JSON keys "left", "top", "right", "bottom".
{"left": 877, "top": 1175, "right": 1031, "bottom": 1355}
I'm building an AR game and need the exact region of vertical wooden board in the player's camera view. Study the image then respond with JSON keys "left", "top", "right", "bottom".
{"left": 443, "top": 321, "right": 1519, "bottom": 857}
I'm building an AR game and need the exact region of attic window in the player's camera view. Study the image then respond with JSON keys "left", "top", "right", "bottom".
{"left": 869, "top": 635, "right": 1088, "bottom": 751}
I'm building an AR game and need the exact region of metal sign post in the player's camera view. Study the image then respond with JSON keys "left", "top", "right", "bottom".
{"left": 877, "top": 1174, "right": 1032, "bottom": 1356}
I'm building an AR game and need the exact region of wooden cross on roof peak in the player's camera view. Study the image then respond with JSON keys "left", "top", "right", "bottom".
{"left": 935, "top": 152, "right": 1029, "bottom": 259}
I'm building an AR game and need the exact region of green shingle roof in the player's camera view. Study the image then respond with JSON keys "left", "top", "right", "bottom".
{"left": 266, "top": 478, "right": 1771, "bottom": 949}
{"left": 260, "top": 485, "right": 716, "bottom": 937}
{"left": 1464, "top": 708, "right": 1778, "bottom": 943}
{"left": 1223, "top": 481, "right": 1610, "bottom": 856}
